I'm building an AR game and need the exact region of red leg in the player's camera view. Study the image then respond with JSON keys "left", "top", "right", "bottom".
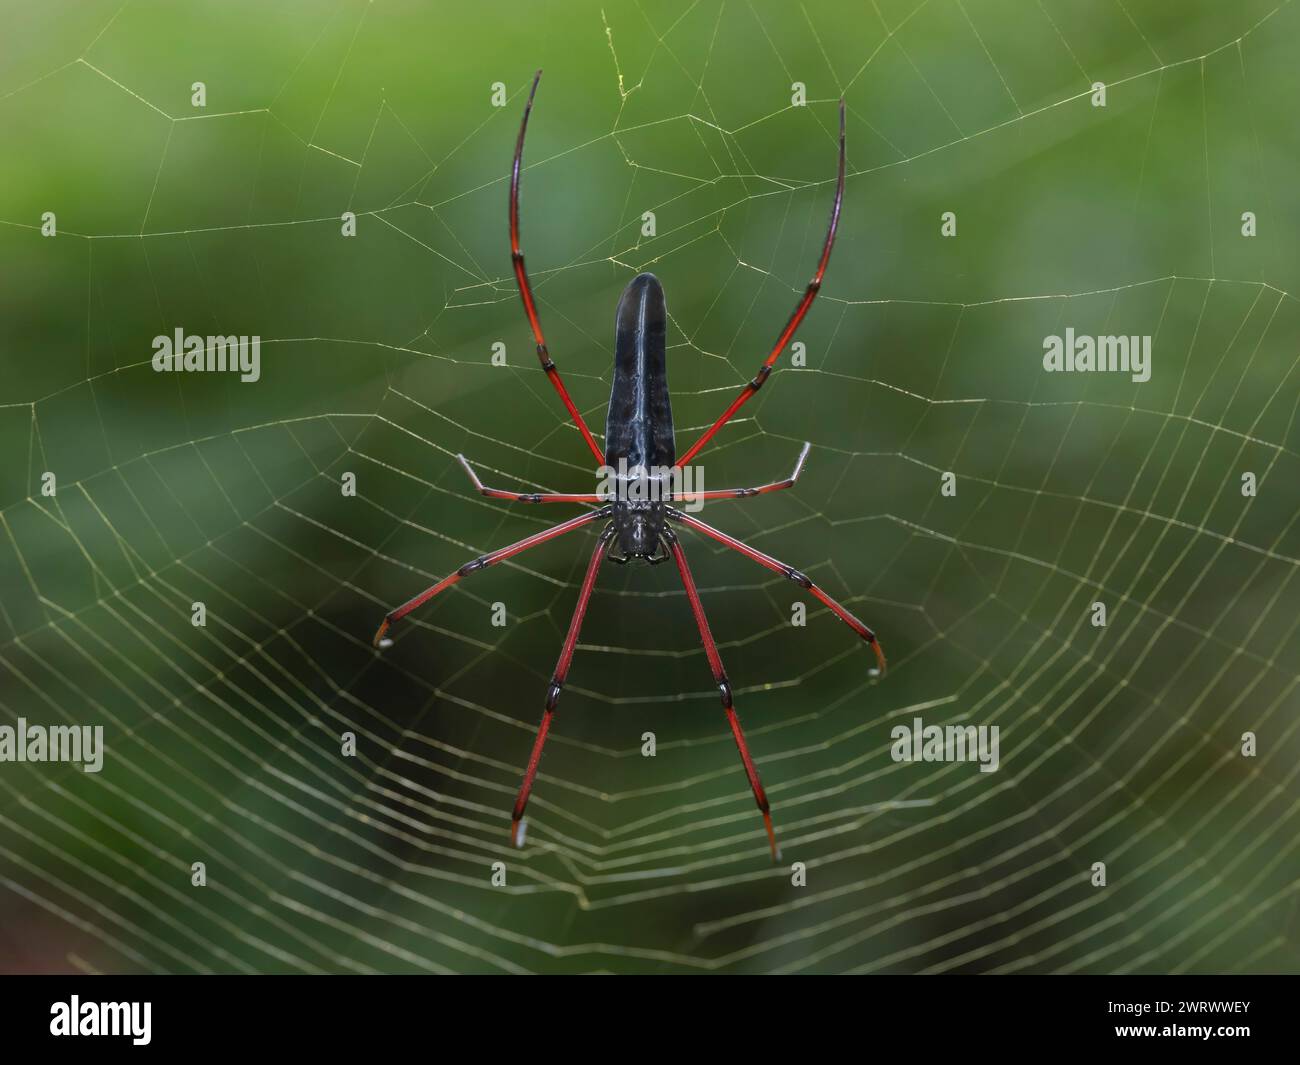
{"left": 675, "top": 101, "right": 846, "bottom": 470}
{"left": 458, "top": 453, "right": 602, "bottom": 504}
{"left": 666, "top": 531, "right": 781, "bottom": 862}
{"left": 510, "top": 527, "right": 614, "bottom": 846}
{"left": 372, "top": 507, "right": 611, "bottom": 647}
{"left": 510, "top": 70, "right": 606, "bottom": 466}
{"left": 671, "top": 442, "right": 810, "bottom": 504}
{"left": 670, "top": 510, "right": 886, "bottom": 674}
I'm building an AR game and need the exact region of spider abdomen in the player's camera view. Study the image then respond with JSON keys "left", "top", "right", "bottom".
{"left": 605, "top": 272, "right": 675, "bottom": 470}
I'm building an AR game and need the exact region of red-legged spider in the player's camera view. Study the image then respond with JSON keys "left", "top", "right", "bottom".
{"left": 373, "top": 71, "right": 884, "bottom": 861}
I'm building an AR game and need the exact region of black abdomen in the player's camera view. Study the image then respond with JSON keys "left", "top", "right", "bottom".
{"left": 605, "top": 273, "right": 675, "bottom": 469}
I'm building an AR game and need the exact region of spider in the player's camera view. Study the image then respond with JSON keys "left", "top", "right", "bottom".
{"left": 372, "top": 71, "right": 884, "bottom": 861}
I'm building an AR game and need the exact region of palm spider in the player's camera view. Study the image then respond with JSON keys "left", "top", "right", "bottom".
{"left": 373, "top": 72, "right": 884, "bottom": 860}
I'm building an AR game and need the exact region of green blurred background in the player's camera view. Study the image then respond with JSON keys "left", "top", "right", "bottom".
{"left": 1, "top": 0, "right": 1297, "bottom": 974}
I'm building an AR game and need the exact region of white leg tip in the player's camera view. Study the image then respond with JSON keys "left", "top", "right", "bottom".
{"left": 378, "top": 638, "right": 393, "bottom": 649}
{"left": 514, "top": 818, "right": 527, "bottom": 848}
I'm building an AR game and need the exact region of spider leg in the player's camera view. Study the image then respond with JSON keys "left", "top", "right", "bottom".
{"left": 510, "top": 526, "right": 615, "bottom": 847}
{"left": 669, "top": 509, "right": 886, "bottom": 674}
{"left": 510, "top": 70, "right": 606, "bottom": 466}
{"left": 664, "top": 528, "right": 781, "bottom": 862}
{"left": 372, "top": 507, "right": 612, "bottom": 647}
{"left": 457, "top": 453, "right": 603, "bottom": 504}
{"left": 671, "top": 442, "right": 810, "bottom": 504}
{"left": 675, "top": 101, "right": 846, "bottom": 470}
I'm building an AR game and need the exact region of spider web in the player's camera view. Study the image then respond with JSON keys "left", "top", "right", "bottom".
{"left": 1, "top": 0, "right": 1298, "bottom": 974}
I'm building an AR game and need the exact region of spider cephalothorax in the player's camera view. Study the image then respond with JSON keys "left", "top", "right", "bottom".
{"left": 608, "top": 499, "right": 670, "bottom": 565}
{"left": 373, "top": 70, "right": 883, "bottom": 862}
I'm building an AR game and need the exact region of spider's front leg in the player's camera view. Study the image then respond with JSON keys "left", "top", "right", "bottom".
{"left": 510, "top": 525, "right": 615, "bottom": 847}
{"left": 664, "top": 528, "right": 782, "bottom": 862}
{"left": 669, "top": 509, "right": 885, "bottom": 673}
{"left": 372, "top": 507, "right": 611, "bottom": 647}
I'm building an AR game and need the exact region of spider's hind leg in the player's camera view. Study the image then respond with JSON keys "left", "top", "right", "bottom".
{"left": 456, "top": 454, "right": 602, "bottom": 505}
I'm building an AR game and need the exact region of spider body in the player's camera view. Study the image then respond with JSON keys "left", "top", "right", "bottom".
{"left": 373, "top": 71, "right": 883, "bottom": 861}
{"left": 607, "top": 497, "right": 670, "bottom": 565}
{"left": 607, "top": 271, "right": 674, "bottom": 471}
{"left": 605, "top": 271, "right": 673, "bottom": 564}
